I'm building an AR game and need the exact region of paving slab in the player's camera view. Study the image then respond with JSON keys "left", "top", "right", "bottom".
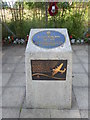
{"left": 2, "top": 50, "right": 5, "bottom": 57}
{"left": 78, "top": 56, "right": 88, "bottom": 64}
{"left": 89, "top": 74, "right": 90, "bottom": 88}
{"left": 2, "top": 64, "right": 16, "bottom": 73}
{"left": 2, "top": 87, "right": 25, "bottom": 108}
{"left": 2, "top": 108, "right": 20, "bottom": 118}
{"left": 88, "top": 110, "right": 90, "bottom": 119}
{"left": 72, "top": 45, "right": 88, "bottom": 51}
{"left": 0, "top": 87, "right": 2, "bottom": 97}
{"left": 72, "top": 63, "right": 86, "bottom": 73}
{"left": 71, "top": 90, "right": 79, "bottom": 110}
{"left": 50, "top": 109, "right": 81, "bottom": 118}
{"left": 19, "top": 56, "right": 25, "bottom": 63}
{"left": 1, "top": 45, "right": 89, "bottom": 119}
{"left": 15, "top": 64, "right": 25, "bottom": 73}
{"left": 72, "top": 73, "right": 88, "bottom": 87}
{"left": 0, "top": 87, "right": 2, "bottom": 108}
{"left": 89, "top": 57, "right": 90, "bottom": 64}
{"left": 88, "top": 88, "right": 90, "bottom": 110}
{"left": 5, "top": 56, "right": 22, "bottom": 64}
{"left": 2, "top": 56, "right": 7, "bottom": 64}
{"left": 3, "top": 46, "right": 26, "bottom": 56}
{"left": 20, "top": 109, "right": 50, "bottom": 118}
{"left": 2, "top": 73, "right": 11, "bottom": 87}
{"left": 80, "top": 110, "right": 88, "bottom": 118}
{"left": 0, "top": 64, "right": 2, "bottom": 73}
{"left": 73, "top": 87, "right": 88, "bottom": 109}
{"left": 89, "top": 64, "right": 90, "bottom": 73}
{"left": 72, "top": 53, "right": 80, "bottom": 64}
{"left": 0, "top": 73, "right": 2, "bottom": 87}
{"left": 83, "top": 64, "right": 88, "bottom": 73}
{"left": 0, "top": 52, "right": 2, "bottom": 64}
{"left": 7, "top": 73, "right": 25, "bottom": 87}
{"left": 75, "top": 50, "right": 88, "bottom": 56}
{"left": 0, "top": 108, "right": 2, "bottom": 120}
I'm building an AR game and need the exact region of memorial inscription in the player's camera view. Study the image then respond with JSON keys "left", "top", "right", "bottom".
{"left": 32, "top": 30, "right": 65, "bottom": 49}
{"left": 31, "top": 60, "right": 67, "bottom": 80}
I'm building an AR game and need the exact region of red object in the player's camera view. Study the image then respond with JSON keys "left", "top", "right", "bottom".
{"left": 48, "top": 2, "right": 58, "bottom": 16}
{"left": 27, "top": 35, "right": 29, "bottom": 41}
{"left": 11, "top": 36, "right": 14, "bottom": 41}
{"left": 70, "top": 35, "right": 72, "bottom": 39}
{"left": 26, "top": 35, "right": 29, "bottom": 44}
{"left": 86, "top": 33, "right": 90, "bottom": 38}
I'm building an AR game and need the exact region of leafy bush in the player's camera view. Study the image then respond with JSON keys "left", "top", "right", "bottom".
{"left": 2, "top": 2, "right": 88, "bottom": 40}
{"left": 60, "top": 12, "right": 85, "bottom": 39}
{"left": 47, "top": 12, "right": 85, "bottom": 39}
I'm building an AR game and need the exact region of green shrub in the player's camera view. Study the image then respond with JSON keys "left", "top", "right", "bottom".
{"left": 54, "top": 12, "right": 85, "bottom": 39}
{"left": 2, "top": 5, "right": 87, "bottom": 40}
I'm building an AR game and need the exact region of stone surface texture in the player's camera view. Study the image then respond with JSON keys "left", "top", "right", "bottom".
{"left": 1, "top": 41, "right": 88, "bottom": 119}
{"left": 25, "top": 29, "right": 72, "bottom": 109}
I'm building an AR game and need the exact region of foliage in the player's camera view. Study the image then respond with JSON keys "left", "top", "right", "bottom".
{"left": 62, "top": 12, "right": 85, "bottom": 39}
{"left": 24, "top": 2, "right": 46, "bottom": 9}
{"left": 5, "top": 12, "right": 86, "bottom": 39}
{"left": 2, "top": 2, "right": 88, "bottom": 40}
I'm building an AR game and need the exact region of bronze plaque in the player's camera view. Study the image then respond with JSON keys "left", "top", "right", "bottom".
{"left": 31, "top": 60, "right": 67, "bottom": 81}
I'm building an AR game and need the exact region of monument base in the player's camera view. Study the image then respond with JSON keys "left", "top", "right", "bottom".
{"left": 25, "top": 28, "right": 72, "bottom": 109}
{"left": 26, "top": 80, "right": 72, "bottom": 109}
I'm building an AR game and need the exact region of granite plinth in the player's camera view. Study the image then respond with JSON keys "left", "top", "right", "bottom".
{"left": 25, "top": 28, "right": 72, "bottom": 109}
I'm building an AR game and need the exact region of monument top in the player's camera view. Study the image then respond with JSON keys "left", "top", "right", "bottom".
{"left": 26, "top": 28, "right": 72, "bottom": 53}
{"left": 32, "top": 30, "right": 65, "bottom": 49}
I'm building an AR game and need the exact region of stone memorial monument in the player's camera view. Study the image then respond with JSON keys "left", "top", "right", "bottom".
{"left": 25, "top": 28, "right": 72, "bottom": 109}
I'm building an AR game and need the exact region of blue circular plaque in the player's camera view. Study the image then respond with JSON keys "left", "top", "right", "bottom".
{"left": 32, "top": 30, "right": 65, "bottom": 49}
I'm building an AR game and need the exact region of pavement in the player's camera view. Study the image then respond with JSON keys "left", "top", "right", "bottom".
{"left": 0, "top": 44, "right": 89, "bottom": 118}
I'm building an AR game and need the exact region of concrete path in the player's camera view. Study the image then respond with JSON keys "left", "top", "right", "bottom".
{"left": 1, "top": 44, "right": 88, "bottom": 118}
